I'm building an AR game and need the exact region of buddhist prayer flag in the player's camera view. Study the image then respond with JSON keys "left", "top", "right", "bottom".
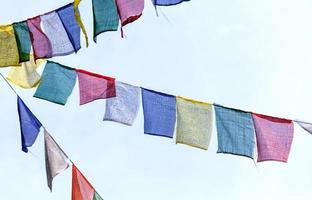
{"left": 104, "top": 82, "right": 140, "bottom": 125}
{"left": 0, "top": 25, "right": 20, "bottom": 67}
{"left": 93, "top": 192, "right": 103, "bottom": 200}
{"left": 17, "top": 96, "right": 42, "bottom": 153}
{"left": 12, "top": 21, "right": 32, "bottom": 62}
{"left": 116, "top": 0, "right": 144, "bottom": 27}
{"left": 74, "top": 0, "right": 89, "bottom": 47}
{"left": 44, "top": 129, "right": 69, "bottom": 191}
{"left": 252, "top": 113, "right": 294, "bottom": 162}
{"left": 152, "top": 0, "right": 190, "bottom": 6}
{"left": 295, "top": 120, "right": 312, "bottom": 134}
{"left": 214, "top": 105, "right": 255, "bottom": 158}
{"left": 57, "top": 4, "right": 81, "bottom": 52}
{"left": 141, "top": 88, "right": 176, "bottom": 138}
{"left": 34, "top": 61, "right": 77, "bottom": 105}
{"left": 76, "top": 69, "right": 116, "bottom": 105}
{"left": 176, "top": 97, "right": 213, "bottom": 150}
{"left": 92, "top": 0, "right": 119, "bottom": 42}
{"left": 27, "top": 16, "right": 52, "bottom": 60}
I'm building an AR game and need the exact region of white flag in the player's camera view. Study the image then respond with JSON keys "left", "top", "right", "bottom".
{"left": 295, "top": 120, "right": 312, "bottom": 134}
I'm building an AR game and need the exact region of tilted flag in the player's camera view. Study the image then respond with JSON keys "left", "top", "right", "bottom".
{"left": 44, "top": 129, "right": 69, "bottom": 191}
{"left": 76, "top": 69, "right": 116, "bottom": 105}
{"left": 116, "top": 0, "right": 144, "bottom": 27}
{"left": 34, "top": 61, "right": 77, "bottom": 105}
{"left": 92, "top": 0, "right": 119, "bottom": 42}
{"left": 0, "top": 25, "right": 20, "bottom": 67}
{"left": 141, "top": 88, "right": 176, "bottom": 138}
{"left": 104, "top": 82, "right": 140, "bottom": 125}
{"left": 74, "top": 0, "right": 89, "bottom": 47}
{"left": 152, "top": 0, "right": 190, "bottom": 6}
{"left": 252, "top": 113, "right": 294, "bottom": 162}
{"left": 27, "top": 16, "right": 52, "bottom": 60}
{"left": 176, "top": 97, "right": 213, "bottom": 150}
{"left": 13, "top": 21, "right": 32, "bottom": 62}
{"left": 295, "top": 120, "right": 312, "bottom": 135}
{"left": 214, "top": 105, "right": 255, "bottom": 159}
{"left": 17, "top": 96, "right": 42, "bottom": 153}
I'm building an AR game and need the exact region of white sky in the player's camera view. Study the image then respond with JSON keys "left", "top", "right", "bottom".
{"left": 1, "top": 0, "right": 312, "bottom": 199}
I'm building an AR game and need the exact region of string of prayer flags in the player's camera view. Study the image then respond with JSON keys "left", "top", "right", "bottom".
{"left": 152, "top": 0, "right": 190, "bottom": 6}
{"left": 175, "top": 97, "right": 213, "bottom": 150}
{"left": 104, "top": 82, "right": 140, "bottom": 125}
{"left": 116, "top": 0, "right": 144, "bottom": 27}
{"left": 295, "top": 120, "right": 312, "bottom": 134}
{"left": 17, "top": 96, "right": 42, "bottom": 153}
{"left": 0, "top": 25, "right": 20, "bottom": 67}
{"left": 92, "top": 0, "right": 119, "bottom": 42}
{"left": 252, "top": 113, "right": 294, "bottom": 162}
{"left": 44, "top": 129, "right": 69, "bottom": 191}
{"left": 34, "top": 61, "right": 77, "bottom": 105}
{"left": 12, "top": 21, "right": 32, "bottom": 63}
{"left": 141, "top": 88, "right": 176, "bottom": 138}
{"left": 76, "top": 69, "right": 116, "bottom": 105}
{"left": 214, "top": 105, "right": 255, "bottom": 159}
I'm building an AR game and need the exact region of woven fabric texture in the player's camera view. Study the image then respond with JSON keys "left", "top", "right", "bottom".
{"left": 0, "top": 25, "right": 20, "bottom": 67}
{"left": 116, "top": 0, "right": 144, "bottom": 26}
{"left": 13, "top": 21, "right": 32, "bottom": 62}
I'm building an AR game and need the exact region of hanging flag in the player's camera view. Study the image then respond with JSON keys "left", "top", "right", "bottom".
{"left": 176, "top": 97, "right": 213, "bottom": 150}
{"left": 44, "top": 129, "right": 69, "bottom": 191}
{"left": 295, "top": 120, "right": 312, "bottom": 134}
{"left": 152, "top": 0, "right": 190, "bottom": 6}
{"left": 0, "top": 25, "right": 20, "bottom": 67}
{"left": 41, "top": 11, "right": 75, "bottom": 57}
{"left": 17, "top": 96, "right": 42, "bottom": 153}
{"left": 214, "top": 105, "right": 255, "bottom": 158}
{"left": 74, "top": 0, "right": 89, "bottom": 47}
{"left": 34, "top": 61, "right": 77, "bottom": 105}
{"left": 141, "top": 88, "right": 176, "bottom": 138}
{"left": 76, "top": 69, "right": 116, "bottom": 105}
{"left": 12, "top": 21, "right": 32, "bottom": 63}
{"left": 92, "top": 0, "right": 119, "bottom": 42}
{"left": 27, "top": 16, "right": 52, "bottom": 60}
{"left": 57, "top": 3, "right": 81, "bottom": 52}
{"left": 93, "top": 192, "right": 103, "bottom": 200}
{"left": 104, "top": 82, "right": 140, "bottom": 125}
{"left": 252, "top": 113, "right": 294, "bottom": 162}
{"left": 116, "top": 0, "right": 144, "bottom": 27}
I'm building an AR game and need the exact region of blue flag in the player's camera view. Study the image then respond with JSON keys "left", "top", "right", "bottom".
{"left": 152, "top": 0, "right": 190, "bottom": 6}
{"left": 17, "top": 96, "right": 42, "bottom": 152}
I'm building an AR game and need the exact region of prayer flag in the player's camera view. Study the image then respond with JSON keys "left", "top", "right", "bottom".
{"left": 92, "top": 0, "right": 119, "bottom": 42}
{"left": 13, "top": 21, "right": 32, "bottom": 62}
{"left": 34, "top": 61, "right": 76, "bottom": 105}
{"left": 74, "top": 0, "right": 89, "bottom": 47}
{"left": 104, "top": 82, "right": 140, "bottom": 125}
{"left": 252, "top": 113, "right": 294, "bottom": 162}
{"left": 176, "top": 97, "right": 213, "bottom": 150}
{"left": 76, "top": 69, "right": 116, "bottom": 105}
{"left": 93, "top": 192, "right": 103, "bottom": 200}
{"left": 141, "top": 88, "right": 176, "bottom": 138}
{"left": 0, "top": 25, "right": 19, "bottom": 67}
{"left": 44, "top": 129, "right": 69, "bottom": 191}
{"left": 116, "top": 0, "right": 144, "bottom": 27}
{"left": 295, "top": 120, "right": 312, "bottom": 134}
{"left": 214, "top": 105, "right": 255, "bottom": 158}
{"left": 17, "top": 96, "right": 42, "bottom": 153}
{"left": 152, "top": 0, "right": 190, "bottom": 6}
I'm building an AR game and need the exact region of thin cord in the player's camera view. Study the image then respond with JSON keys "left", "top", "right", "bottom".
{"left": 0, "top": 73, "right": 18, "bottom": 96}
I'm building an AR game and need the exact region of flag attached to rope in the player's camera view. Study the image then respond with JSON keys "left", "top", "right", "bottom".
{"left": 17, "top": 96, "right": 42, "bottom": 153}
{"left": 12, "top": 21, "right": 32, "bottom": 63}
{"left": 116, "top": 0, "right": 144, "bottom": 27}
{"left": 74, "top": 0, "right": 89, "bottom": 47}
{"left": 92, "top": 0, "right": 119, "bottom": 42}
{"left": 76, "top": 69, "right": 116, "bottom": 105}
{"left": 152, "top": 0, "right": 190, "bottom": 6}
{"left": 141, "top": 88, "right": 176, "bottom": 138}
{"left": 176, "top": 97, "right": 213, "bottom": 150}
{"left": 214, "top": 105, "right": 255, "bottom": 159}
{"left": 295, "top": 120, "right": 312, "bottom": 134}
{"left": 0, "top": 25, "right": 20, "bottom": 67}
{"left": 34, "top": 61, "right": 76, "bottom": 105}
{"left": 44, "top": 129, "right": 69, "bottom": 191}
{"left": 252, "top": 113, "right": 294, "bottom": 162}
{"left": 104, "top": 82, "right": 140, "bottom": 125}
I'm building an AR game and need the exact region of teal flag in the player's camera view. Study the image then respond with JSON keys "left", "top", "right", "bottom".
{"left": 13, "top": 21, "right": 32, "bottom": 62}
{"left": 93, "top": 192, "right": 103, "bottom": 200}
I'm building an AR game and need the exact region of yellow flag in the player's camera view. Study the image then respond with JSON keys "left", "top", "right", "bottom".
{"left": 0, "top": 25, "right": 19, "bottom": 67}
{"left": 74, "top": 0, "right": 89, "bottom": 47}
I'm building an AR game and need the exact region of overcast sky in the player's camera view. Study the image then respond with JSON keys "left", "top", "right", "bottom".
{"left": 1, "top": 0, "right": 312, "bottom": 199}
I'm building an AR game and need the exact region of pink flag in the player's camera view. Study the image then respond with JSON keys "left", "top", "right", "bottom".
{"left": 116, "top": 0, "right": 144, "bottom": 27}
{"left": 76, "top": 69, "right": 116, "bottom": 105}
{"left": 252, "top": 113, "right": 294, "bottom": 162}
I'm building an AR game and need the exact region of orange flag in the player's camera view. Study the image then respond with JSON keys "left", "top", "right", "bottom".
{"left": 72, "top": 164, "right": 95, "bottom": 200}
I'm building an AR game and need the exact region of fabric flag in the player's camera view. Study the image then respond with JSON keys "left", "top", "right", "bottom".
{"left": 152, "top": 0, "right": 190, "bottom": 6}
{"left": 34, "top": 61, "right": 77, "bottom": 105}
{"left": 76, "top": 69, "right": 116, "bottom": 105}
{"left": 72, "top": 164, "right": 103, "bottom": 200}
{"left": 27, "top": 16, "right": 52, "bottom": 60}
{"left": 92, "top": 0, "right": 119, "bottom": 42}
{"left": 141, "top": 88, "right": 176, "bottom": 138}
{"left": 252, "top": 113, "right": 294, "bottom": 162}
{"left": 214, "top": 105, "right": 255, "bottom": 158}
{"left": 116, "top": 0, "right": 144, "bottom": 27}
{"left": 74, "top": 0, "right": 89, "bottom": 47}
{"left": 41, "top": 11, "right": 75, "bottom": 57}
{"left": 176, "top": 97, "right": 213, "bottom": 150}
{"left": 295, "top": 120, "right": 312, "bottom": 134}
{"left": 104, "top": 82, "right": 140, "bottom": 125}
{"left": 7, "top": 57, "right": 45, "bottom": 88}
{"left": 0, "top": 25, "right": 20, "bottom": 67}
{"left": 57, "top": 3, "right": 81, "bottom": 52}
{"left": 44, "top": 129, "right": 69, "bottom": 191}
{"left": 13, "top": 21, "right": 32, "bottom": 62}
{"left": 17, "top": 96, "right": 42, "bottom": 153}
